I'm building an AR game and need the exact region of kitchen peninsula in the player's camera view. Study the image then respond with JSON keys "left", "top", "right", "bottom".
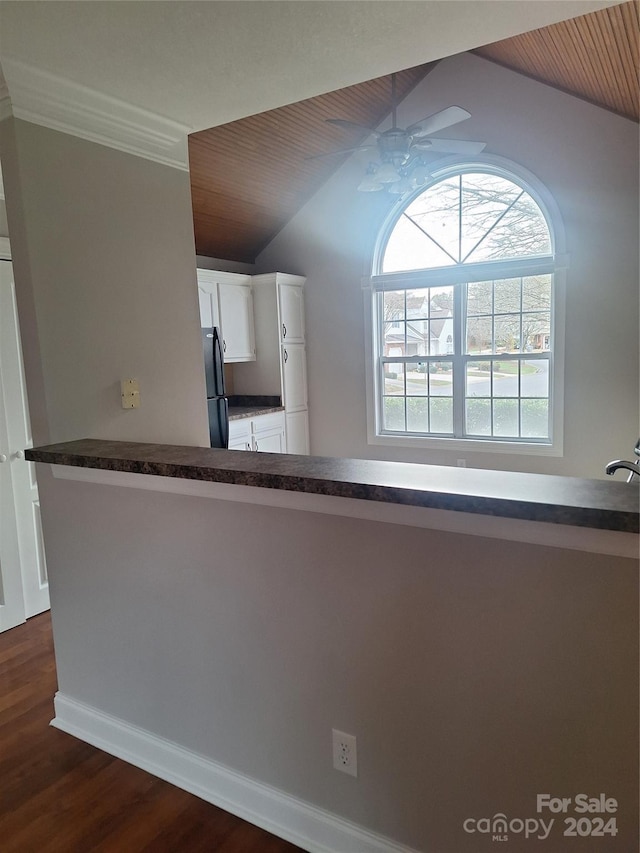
{"left": 27, "top": 440, "right": 639, "bottom": 853}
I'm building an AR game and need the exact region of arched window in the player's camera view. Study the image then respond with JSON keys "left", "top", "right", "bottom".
{"left": 369, "top": 163, "right": 563, "bottom": 447}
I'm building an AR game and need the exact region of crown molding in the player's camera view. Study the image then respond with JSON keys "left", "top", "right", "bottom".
{"left": 1, "top": 58, "right": 191, "bottom": 170}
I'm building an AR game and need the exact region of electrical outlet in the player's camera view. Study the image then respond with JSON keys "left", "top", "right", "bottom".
{"left": 332, "top": 729, "right": 357, "bottom": 777}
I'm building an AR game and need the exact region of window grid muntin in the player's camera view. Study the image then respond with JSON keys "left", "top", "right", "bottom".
{"left": 377, "top": 273, "right": 553, "bottom": 443}
{"left": 380, "top": 169, "right": 553, "bottom": 275}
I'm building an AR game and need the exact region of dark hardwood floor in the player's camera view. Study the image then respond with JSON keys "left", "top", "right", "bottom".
{"left": 0, "top": 612, "right": 303, "bottom": 852}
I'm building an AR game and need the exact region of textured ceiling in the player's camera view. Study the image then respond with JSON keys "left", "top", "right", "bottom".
{"left": 189, "top": 2, "right": 638, "bottom": 264}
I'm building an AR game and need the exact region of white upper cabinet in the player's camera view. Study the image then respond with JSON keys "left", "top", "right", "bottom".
{"left": 198, "top": 282, "right": 220, "bottom": 329}
{"left": 278, "top": 282, "right": 305, "bottom": 343}
{"left": 218, "top": 282, "right": 255, "bottom": 362}
{"left": 197, "top": 270, "right": 255, "bottom": 363}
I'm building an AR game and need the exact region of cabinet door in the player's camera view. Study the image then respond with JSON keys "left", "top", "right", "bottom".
{"left": 198, "top": 285, "right": 220, "bottom": 329}
{"left": 228, "top": 420, "right": 251, "bottom": 451}
{"left": 278, "top": 283, "right": 305, "bottom": 343}
{"left": 282, "top": 344, "right": 307, "bottom": 412}
{"left": 252, "top": 412, "right": 286, "bottom": 454}
{"left": 218, "top": 283, "right": 256, "bottom": 362}
{"left": 285, "top": 410, "right": 310, "bottom": 455}
{"left": 252, "top": 429, "right": 284, "bottom": 453}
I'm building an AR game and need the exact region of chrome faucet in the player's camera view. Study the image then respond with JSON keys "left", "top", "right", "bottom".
{"left": 606, "top": 440, "right": 640, "bottom": 481}
{"left": 606, "top": 459, "right": 640, "bottom": 478}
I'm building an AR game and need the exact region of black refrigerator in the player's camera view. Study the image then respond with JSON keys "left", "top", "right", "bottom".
{"left": 202, "top": 326, "right": 229, "bottom": 448}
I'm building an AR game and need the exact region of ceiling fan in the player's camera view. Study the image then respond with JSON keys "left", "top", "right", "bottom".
{"left": 313, "top": 74, "right": 486, "bottom": 195}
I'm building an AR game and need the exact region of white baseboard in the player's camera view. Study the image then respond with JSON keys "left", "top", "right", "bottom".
{"left": 52, "top": 693, "right": 423, "bottom": 853}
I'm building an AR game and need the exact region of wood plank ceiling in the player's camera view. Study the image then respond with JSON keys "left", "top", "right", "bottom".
{"left": 189, "top": 1, "right": 639, "bottom": 264}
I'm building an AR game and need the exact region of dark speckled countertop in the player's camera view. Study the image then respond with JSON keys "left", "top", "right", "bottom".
{"left": 228, "top": 406, "right": 285, "bottom": 420}
{"left": 25, "top": 438, "right": 639, "bottom": 533}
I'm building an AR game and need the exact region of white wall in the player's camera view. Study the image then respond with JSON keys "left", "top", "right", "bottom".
{"left": 0, "top": 118, "right": 209, "bottom": 447}
{"left": 256, "top": 53, "right": 639, "bottom": 479}
{"left": 0, "top": 200, "right": 8, "bottom": 238}
{"left": 44, "top": 476, "right": 638, "bottom": 852}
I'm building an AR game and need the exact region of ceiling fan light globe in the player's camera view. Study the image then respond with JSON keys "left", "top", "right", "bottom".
{"left": 375, "top": 163, "right": 402, "bottom": 183}
{"left": 357, "top": 175, "right": 385, "bottom": 192}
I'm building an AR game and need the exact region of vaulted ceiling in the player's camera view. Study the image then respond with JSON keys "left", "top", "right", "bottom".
{"left": 189, "top": 1, "right": 639, "bottom": 264}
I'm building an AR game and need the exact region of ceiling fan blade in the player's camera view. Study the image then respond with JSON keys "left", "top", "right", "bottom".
{"left": 413, "top": 138, "right": 486, "bottom": 155}
{"left": 407, "top": 106, "right": 471, "bottom": 138}
{"left": 306, "top": 145, "right": 376, "bottom": 161}
{"left": 326, "top": 118, "right": 380, "bottom": 138}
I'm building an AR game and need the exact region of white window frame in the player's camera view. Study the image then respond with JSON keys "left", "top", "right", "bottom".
{"left": 364, "top": 156, "right": 567, "bottom": 456}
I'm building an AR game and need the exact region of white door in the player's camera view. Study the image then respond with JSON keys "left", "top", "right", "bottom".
{"left": 0, "top": 259, "right": 49, "bottom": 627}
{"left": 282, "top": 344, "right": 308, "bottom": 412}
{"left": 278, "top": 283, "right": 305, "bottom": 343}
{"left": 0, "top": 361, "right": 25, "bottom": 631}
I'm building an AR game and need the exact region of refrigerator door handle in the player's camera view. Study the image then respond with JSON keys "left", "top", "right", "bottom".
{"left": 219, "top": 397, "right": 229, "bottom": 449}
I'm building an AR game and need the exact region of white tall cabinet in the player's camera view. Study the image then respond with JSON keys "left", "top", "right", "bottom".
{"left": 235, "top": 274, "right": 310, "bottom": 455}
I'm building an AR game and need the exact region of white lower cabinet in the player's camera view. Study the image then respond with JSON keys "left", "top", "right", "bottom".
{"left": 228, "top": 419, "right": 252, "bottom": 451}
{"left": 228, "top": 411, "right": 285, "bottom": 453}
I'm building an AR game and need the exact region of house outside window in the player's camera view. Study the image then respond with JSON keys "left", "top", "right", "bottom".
{"left": 367, "top": 160, "right": 566, "bottom": 454}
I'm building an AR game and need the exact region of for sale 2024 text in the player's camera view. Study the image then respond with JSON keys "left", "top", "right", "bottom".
{"left": 463, "top": 793, "right": 618, "bottom": 842}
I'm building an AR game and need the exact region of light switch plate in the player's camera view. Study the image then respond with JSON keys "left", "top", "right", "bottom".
{"left": 121, "top": 378, "right": 140, "bottom": 409}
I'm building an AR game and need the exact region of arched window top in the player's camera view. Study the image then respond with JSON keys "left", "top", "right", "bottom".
{"left": 380, "top": 168, "right": 553, "bottom": 275}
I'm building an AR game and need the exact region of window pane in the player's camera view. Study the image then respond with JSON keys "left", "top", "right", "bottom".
{"left": 382, "top": 212, "right": 456, "bottom": 273}
{"left": 460, "top": 173, "right": 522, "bottom": 260}
{"left": 465, "top": 191, "right": 551, "bottom": 262}
{"left": 493, "top": 399, "right": 519, "bottom": 437}
{"left": 492, "top": 360, "right": 519, "bottom": 397}
{"left": 384, "top": 322, "right": 405, "bottom": 356}
{"left": 406, "top": 363, "right": 429, "bottom": 395}
{"left": 430, "top": 398, "right": 453, "bottom": 434}
{"left": 466, "top": 316, "right": 492, "bottom": 354}
{"left": 521, "top": 313, "right": 550, "bottom": 353}
{"left": 407, "top": 397, "right": 429, "bottom": 432}
{"left": 383, "top": 364, "right": 404, "bottom": 395}
{"left": 383, "top": 290, "right": 405, "bottom": 321}
{"left": 429, "top": 362, "right": 453, "bottom": 396}
{"left": 467, "top": 281, "right": 492, "bottom": 316}
{"left": 403, "top": 176, "right": 461, "bottom": 263}
{"left": 494, "top": 278, "right": 521, "bottom": 313}
{"left": 466, "top": 399, "right": 491, "bottom": 435}
{"left": 521, "top": 399, "right": 549, "bottom": 438}
{"left": 429, "top": 286, "right": 454, "bottom": 316}
{"left": 466, "top": 362, "right": 491, "bottom": 397}
{"left": 523, "top": 275, "right": 551, "bottom": 310}
{"left": 494, "top": 315, "right": 520, "bottom": 353}
{"left": 406, "top": 290, "right": 429, "bottom": 319}
{"left": 521, "top": 360, "right": 549, "bottom": 397}
{"left": 383, "top": 397, "right": 405, "bottom": 431}
{"left": 406, "top": 320, "right": 429, "bottom": 357}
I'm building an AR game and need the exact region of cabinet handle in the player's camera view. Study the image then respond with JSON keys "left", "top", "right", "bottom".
{"left": 14, "top": 450, "right": 25, "bottom": 459}
{"left": 246, "top": 442, "right": 251, "bottom": 451}
{"left": 283, "top": 349, "right": 288, "bottom": 363}
{"left": 223, "top": 340, "right": 227, "bottom": 353}
{"left": 0, "top": 454, "right": 7, "bottom": 463}
{"left": 255, "top": 441, "right": 259, "bottom": 452}
{"left": 282, "top": 323, "right": 287, "bottom": 339}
